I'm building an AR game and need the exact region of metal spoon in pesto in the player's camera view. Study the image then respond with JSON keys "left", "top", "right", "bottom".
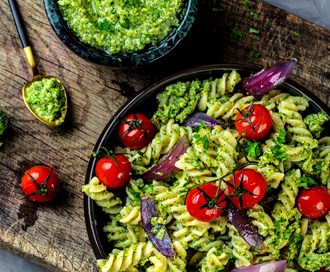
{"left": 8, "top": 0, "right": 68, "bottom": 127}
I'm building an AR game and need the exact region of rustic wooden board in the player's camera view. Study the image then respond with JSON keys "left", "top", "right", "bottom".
{"left": 0, "top": 0, "right": 329, "bottom": 271}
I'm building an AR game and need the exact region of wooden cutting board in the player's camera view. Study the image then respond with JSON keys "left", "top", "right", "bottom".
{"left": 0, "top": 0, "right": 329, "bottom": 271}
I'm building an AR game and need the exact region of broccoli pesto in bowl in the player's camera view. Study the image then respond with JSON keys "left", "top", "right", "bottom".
{"left": 57, "top": 0, "right": 184, "bottom": 55}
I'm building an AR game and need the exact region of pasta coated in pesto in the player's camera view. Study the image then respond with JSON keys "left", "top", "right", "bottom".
{"left": 84, "top": 70, "right": 330, "bottom": 272}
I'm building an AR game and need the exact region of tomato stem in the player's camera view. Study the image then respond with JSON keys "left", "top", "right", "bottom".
{"left": 23, "top": 171, "right": 54, "bottom": 199}
{"left": 197, "top": 186, "right": 226, "bottom": 210}
{"left": 235, "top": 102, "right": 257, "bottom": 132}
{"left": 121, "top": 113, "right": 148, "bottom": 140}
{"left": 94, "top": 147, "right": 119, "bottom": 166}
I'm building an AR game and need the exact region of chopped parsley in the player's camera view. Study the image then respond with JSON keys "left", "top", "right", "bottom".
{"left": 241, "top": 140, "right": 261, "bottom": 158}
{"left": 194, "top": 134, "right": 209, "bottom": 152}
{"left": 249, "top": 27, "right": 260, "bottom": 35}
{"left": 265, "top": 129, "right": 287, "bottom": 162}
{"left": 241, "top": 0, "right": 259, "bottom": 19}
{"left": 296, "top": 177, "right": 318, "bottom": 189}
{"left": 292, "top": 31, "right": 299, "bottom": 37}
{"left": 232, "top": 28, "right": 243, "bottom": 38}
{"left": 249, "top": 50, "right": 260, "bottom": 58}
{"left": 97, "top": 19, "right": 115, "bottom": 32}
{"left": 127, "top": 184, "right": 141, "bottom": 202}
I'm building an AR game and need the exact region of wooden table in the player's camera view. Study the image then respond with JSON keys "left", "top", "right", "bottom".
{"left": 0, "top": 0, "right": 329, "bottom": 271}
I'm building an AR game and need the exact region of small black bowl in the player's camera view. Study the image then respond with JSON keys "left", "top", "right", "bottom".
{"left": 83, "top": 64, "right": 330, "bottom": 260}
{"left": 43, "top": 0, "right": 198, "bottom": 68}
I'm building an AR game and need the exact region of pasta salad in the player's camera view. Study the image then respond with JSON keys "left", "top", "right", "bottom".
{"left": 83, "top": 69, "right": 330, "bottom": 272}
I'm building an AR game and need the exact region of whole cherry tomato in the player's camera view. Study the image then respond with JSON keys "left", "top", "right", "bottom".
{"left": 118, "top": 113, "right": 156, "bottom": 149}
{"left": 21, "top": 165, "right": 60, "bottom": 202}
{"left": 235, "top": 104, "right": 273, "bottom": 140}
{"left": 297, "top": 186, "right": 330, "bottom": 219}
{"left": 186, "top": 183, "right": 227, "bottom": 222}
{"left": 95, "top": 154, "right": 132, "bottom": 189}
{"left": 227, "top": 168, "right": 267, "bottom": 209}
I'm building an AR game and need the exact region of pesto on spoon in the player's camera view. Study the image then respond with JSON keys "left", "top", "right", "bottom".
{"left": 8, "top": 0, "right": 67, "bottom": 127}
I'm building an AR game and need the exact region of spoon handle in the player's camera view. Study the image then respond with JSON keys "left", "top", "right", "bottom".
{"left": 8, "top": 0, "right": 38, "bottom": 76}
{"left": 8, "top": 0, "right": 29, "bottom": 47}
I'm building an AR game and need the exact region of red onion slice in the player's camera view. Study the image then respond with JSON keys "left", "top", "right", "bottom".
{"left": 241, "top": 60, "right": 296, "bottom": 96}
{"left": 227, "top": 202, "right": 262, "bottom": 249}
{"left": 230, "top": 260, "right": 288, "bottom": 272}
{"left": 141, "top": 196, "right": 175, "bottom": 257}
{"left": 142, "top": 135, "right": 189, "bottom": 182}
{"left": 184, "top": 112, "right": 227, "bottom": 128}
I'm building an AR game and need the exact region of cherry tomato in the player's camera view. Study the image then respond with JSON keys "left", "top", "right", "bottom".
{"left": 317, "top": 269, "right": 329, "bottom": 272}
{"left": 297, "top": 186, "right": 330, "bottom": 219}
{"left": 235, "top": 104, "right": 273, "bottom": 140}
{"left": 118, "top": 113, "right": 156, "bottom": 149}
{"left": 95, "top": 154, "right": 132, "bottom": 189}
{"left": 227, "top": 168, "right": 267, "bottom": 209}
{"left": 186, "top": 183, "right": 227, "bottom": 222}
{"left": 21, "top": 165, "right": 60, "bottom": 202}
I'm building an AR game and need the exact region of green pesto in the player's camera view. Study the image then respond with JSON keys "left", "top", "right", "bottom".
{"left": 25, "top": 78, "right": 66, "bottom": 124}
{"left": 304, "top": 111, "right": 329, "bottom": 138}
{"left": 150, "top": 216, "right": 166, "bottom": 240}
{"left": 298, "top": 252, "right": 330, "bottom": 271}
{"left": 153, "top": 80, "right": 201, "bottom": 125}
{"left": 58, "top": 0, "right": 184, "bottom": 55}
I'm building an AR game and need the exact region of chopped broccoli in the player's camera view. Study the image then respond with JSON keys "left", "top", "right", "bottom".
{"left": 0, "top": 109, "right": 9, "bottom": 147}
{"left": 304, "top": 111, "right": 329, "bottom": 138}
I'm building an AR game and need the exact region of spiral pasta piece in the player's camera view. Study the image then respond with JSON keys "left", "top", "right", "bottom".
{"left": 206, "top": 93, "right": 255, "bottom": 120}
{"left": 97, "top": 242, "right": 154, "bottom": 272}
{"left": 247, "top": 204, "right": 274, "bottom": 237}
{"left": 199, "top": 246, "right": 230, "bottom": 272}
{"left": 227, "top": 224, "right": 253, "bottom": 267}
{"left": 82, "top": 177, "right": 122, "bottom": 214}
{"left": 272, "top": 169, "right": 301, "bottom": 222}
{"left": 278, "top": 97, "right": 318, "bottom": 149}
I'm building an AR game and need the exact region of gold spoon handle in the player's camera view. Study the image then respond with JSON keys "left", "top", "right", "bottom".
{"left": 8, "top": 0, "right": 39, "bottom": 76}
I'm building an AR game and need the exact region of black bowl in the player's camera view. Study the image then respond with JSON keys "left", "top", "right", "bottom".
{"left": 83, "top": 64, "right": 330, "bottom": 260}
{"left": 43, "top": 0, "right": 198, "bottom": 68}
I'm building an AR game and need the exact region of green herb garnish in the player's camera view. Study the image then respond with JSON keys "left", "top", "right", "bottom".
{"left": 270, "top": 129, "right": 287, "bottom": 162}
{"left": 242, "top": 140, "right": 261, "bottom": 158}
{"left": 97, "top": 19, "right": 115, "bottom": 32}
{"left": 292, "top": 31, "right": 299, "bottom": 37}
{"left": 249, "top": 27, "right": 260, "bottom": 34}
{"left": 297, "top": 177, "right": 318, "bottom": 189}
{"left": 241, "top": 0, "right": 259, "bottom": 19}
{"left": 249, "top": 50, "right": 260, "bottom": 58}
{"left": 232, "top": 28, "right": 243, "bottom": 38}
{"left": 195, "top": 135, "right": 209, "bottom": 152}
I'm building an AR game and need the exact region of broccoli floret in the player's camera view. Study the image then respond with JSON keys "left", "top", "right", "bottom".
{"left": 0, "top": 109, "right": 8, "bottom": 147}
{"left": 304, "top": 111, "right": 329, "bottom": 138}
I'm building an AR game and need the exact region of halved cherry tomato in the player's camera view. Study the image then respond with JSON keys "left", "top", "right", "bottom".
{"left": 118, "top": 113, "right": 156, "bottom": 149}
{"left": 227, "top": 168, "right": 267, "bottom": 209}
{"left": 235, "top": 104, "right": 273, "bottom": 140}
{"left": 21, "top": 165, "right": 60, "bottom": 202}
{"left": 297, "top": 186, "right": 330, "bottom": 219}
{"left": 95, "top": 154, "right": 132, "bottom": 189}
{"left": 186, "top": 183, "right": 227, "bottom": 222}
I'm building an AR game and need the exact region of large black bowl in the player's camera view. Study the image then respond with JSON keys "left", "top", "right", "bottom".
{"left": 43, "top": 0, "right": 198, "bottom": 68}
{"left": 84, "top": 64, "right": 330, "bottom": 260}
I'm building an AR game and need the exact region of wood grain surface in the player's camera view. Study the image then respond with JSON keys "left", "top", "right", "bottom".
{"left": 0, "top": 0, "right": 329, "bottom": 271}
